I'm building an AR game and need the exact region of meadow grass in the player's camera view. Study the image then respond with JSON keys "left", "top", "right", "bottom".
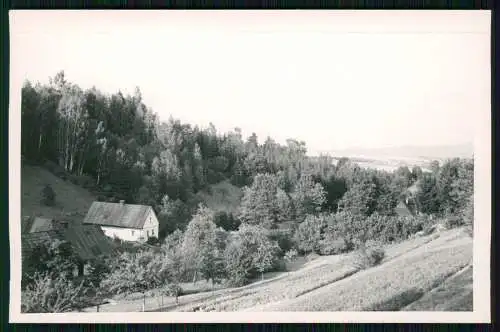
{"left": 22, "top": 165, "right": 96, "bottom": 223}
{"left": 401, "top": 264, "right": 473, "bottom": 311}
{"left": 252, "top": 237, "right": 471, "bottom": 311}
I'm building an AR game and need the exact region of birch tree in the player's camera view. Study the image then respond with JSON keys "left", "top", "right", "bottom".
{"left": 56, "top": 84, "right": 88, "bottom": 173}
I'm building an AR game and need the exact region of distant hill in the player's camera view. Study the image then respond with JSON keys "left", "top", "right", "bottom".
{"left": 21, "top": 165, "right": 96, "bottom": 224}
{"left": 323, "top": 143, "right": 474, "bottom": 160}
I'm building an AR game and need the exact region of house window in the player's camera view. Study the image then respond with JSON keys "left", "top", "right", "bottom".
{"left": 147, "top": 230, "right": 150, "bottom": 237}
{"left": 151, "top": 229, "right": 155, "bottom": 236}
{"left": 131, "top": 230, "right": 135, "bottom": 236}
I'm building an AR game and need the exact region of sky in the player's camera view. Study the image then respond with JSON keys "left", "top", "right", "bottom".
{"left": 10, "top": 10, "right": 491, "bottom": 155}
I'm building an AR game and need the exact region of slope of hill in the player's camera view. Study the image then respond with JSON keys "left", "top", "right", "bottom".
{"left": 253, "top": 232, "right": 471, "bottom": 311}
{"left": 21, "top": 164, "right": 96, "bottom": 224}
{"left": 81, "top": 227, "right": 472, "bottom": 312}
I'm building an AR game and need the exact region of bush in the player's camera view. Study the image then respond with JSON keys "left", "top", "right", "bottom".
{"left": 84, "top": 257, "right": 111, "bottom": 289}
{"left": 269, "top": 229, "right": 294, "bottom": 254}
{"left": 100, "top": 250, "right": 172, "bottom": 295}
{"left": 462, "top": 195, "right": 473, "bottom": 237}
{"left": 224, "top": 241, "right": 253, "bottom": 287}
{"left": 444, "top": 216, "right": 464, "bottom": 229}
{"left": 207, "top": 170, "right": 225, "bottom": 185}
{"left": 21, "top": 272, "right": 87, "bottom": 313}
{"left": 41, "top": 184, "right": 56, "bottom": 206}
{"left": 146, "top": 236, "right": 160, "bottom": 246}
{"left": 319, "top": 237, "right": 349, "bottom": 255}
{"left": 284, "top": 249, "right": 298, "bottom": 263}
{"left": 272, "top": 258, "right": 287, "bottom": 272}
{"left": 223, "top": 225, "right": 281, "bottom": 285}
{"left": 293, "top": 215, "right": 325, "bottom": 254}
{"left": 214, "top": 211, "right": 240, "bottom": 231}
{"left": 354, "top": 241, "right": 386, "bottom": 269}
{"left": 22, "top": 239, "right": 79, "bottom": 290}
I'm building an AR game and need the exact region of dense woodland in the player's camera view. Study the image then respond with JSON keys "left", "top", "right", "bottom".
{"left": 21, "top": 72, "right": 474, "bottom": 312}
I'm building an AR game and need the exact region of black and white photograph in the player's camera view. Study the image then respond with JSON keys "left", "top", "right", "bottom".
{"left": 9, "top": 10, "right": 491, "bottom": 323}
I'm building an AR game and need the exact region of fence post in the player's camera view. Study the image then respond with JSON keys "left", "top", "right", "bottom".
{"left": 97, "top": 304, "right": 99, "bottom": 312}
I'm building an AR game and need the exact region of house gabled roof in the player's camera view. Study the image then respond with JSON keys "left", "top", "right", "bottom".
{"left": 82, "top": 201, "right": 154, "bottom": 229}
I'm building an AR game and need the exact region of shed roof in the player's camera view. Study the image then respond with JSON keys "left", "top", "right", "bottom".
{"left": 64, "top": 224, "right": 116, "bottom": 260}
{"left": 395, "top": 201, "right": 414, "bottom": 217}
{"left": 21, "top": 218, "right": 115, "bottom": 261}
{"left": 82, "top": 201, "right": 154, "bottom": 229}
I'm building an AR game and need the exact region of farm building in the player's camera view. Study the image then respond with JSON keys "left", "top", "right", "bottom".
{"left": 82, "top": 201, "right": 159, "bottom": 242}
{"left": 394, "top": 201, "right": 414, "bottom": 217}
{"left": 21, "top": 216, "right": 115, "bottom": 275}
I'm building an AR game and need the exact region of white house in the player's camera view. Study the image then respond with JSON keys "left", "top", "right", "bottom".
{"left": 82, "top": 200, "right": 159, "bottom": 242}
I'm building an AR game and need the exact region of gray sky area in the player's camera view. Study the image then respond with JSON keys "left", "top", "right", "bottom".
{"left": 10, "top": 11, "right": 490, "bottom": 155}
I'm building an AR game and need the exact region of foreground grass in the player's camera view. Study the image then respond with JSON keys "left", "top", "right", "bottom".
{"left": 402, "top": 265, "right": 473, "bottom": 311}
{"left": 249, "top": 235, "right": 471, "bottom": 311}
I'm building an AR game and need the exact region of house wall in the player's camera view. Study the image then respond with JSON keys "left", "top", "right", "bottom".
{"left": 100, "top": 209, "right": 159, "bottom": 242}
{"left": 142, "top": 209, "right": 160, "bottom": 239}
{"left": 101, "top": 225, "right": 143, "bottom": 242}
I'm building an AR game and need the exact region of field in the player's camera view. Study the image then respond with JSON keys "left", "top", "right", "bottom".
{"left": 21, "top": 165, "right": 97, "bottom": 224}
{"left": 252, "top": 233, "right": 471, "bottom": 311}
{"left": 402, "top": 264, "right": 473, "bottom": 311}
{"left": 80, "top": 227, "right": 472, "bottom": 312}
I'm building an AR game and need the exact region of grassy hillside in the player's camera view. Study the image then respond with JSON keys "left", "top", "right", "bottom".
{"left": 257, "top": 234, "right": 471, "bottom": 311}
{"left": 22, "top": 164, "right": 243, "bottom": 227}
{"left": 80, "top": 227, "right": 472, "bottom": 312}
{"left": 21, "top": 164, "right": 96, "bottom": 224}
{"left": 402, "top": 264, "right": 473, "bottom": 311}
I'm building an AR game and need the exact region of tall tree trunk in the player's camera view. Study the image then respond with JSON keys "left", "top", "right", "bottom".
{"left": 38, "top": 133, "right": 43, "bottom": 157}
